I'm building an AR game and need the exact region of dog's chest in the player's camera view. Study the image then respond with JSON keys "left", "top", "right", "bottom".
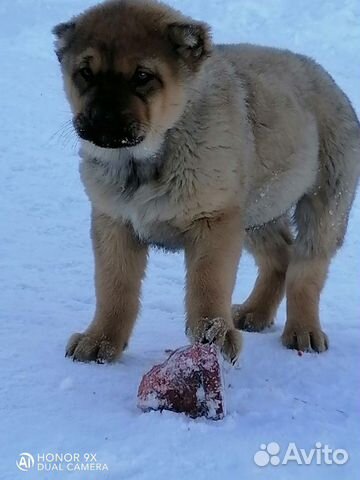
{"left": 80, "top": 148, "right": 239, "bottom": 247}
{"left": 115, "top": 187, "right": 185, "bottom": 248}
{"left": 80, "top": 156, "right": 189, "bottom": 247}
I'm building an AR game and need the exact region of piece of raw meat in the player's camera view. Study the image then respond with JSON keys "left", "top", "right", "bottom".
{"left": 137, "top": 343, "right": 226, "bottom": 420}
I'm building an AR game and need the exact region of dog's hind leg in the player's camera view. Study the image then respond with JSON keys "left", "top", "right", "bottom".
{"left": 233, "top": 216, "right": 292, "bottom": 332}
{"left": 282, "top": 135, "right": 360, "bottom": 352}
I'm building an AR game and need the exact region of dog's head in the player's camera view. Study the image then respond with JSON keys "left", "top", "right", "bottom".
{"left": 53, "top": 0, "right": 211, "bottom": 154}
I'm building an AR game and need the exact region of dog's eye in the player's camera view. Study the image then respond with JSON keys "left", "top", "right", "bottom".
{"left": 133, "top": 69, "right": 154, "bottom": 86}
{"left": 79, "top": 67, "right": 93, "bottom": 81}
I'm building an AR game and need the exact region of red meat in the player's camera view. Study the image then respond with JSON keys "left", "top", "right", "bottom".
{"left": 137, "top": 343, "right": 226, "bottom": 420}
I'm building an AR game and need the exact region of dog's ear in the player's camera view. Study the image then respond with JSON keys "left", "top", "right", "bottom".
{"left": 167, "top": 22, "right": 212, "bottom": 69}
{"left": 52, "top": 21, "right": 76, "bottom": 62}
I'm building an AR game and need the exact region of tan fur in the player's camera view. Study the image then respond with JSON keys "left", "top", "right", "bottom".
{"left": 282, "top": 258, "right": 329, "bottom": 352}
{"left": 233, "top": 217, "right": 292, "bottom": 332}
{"left": 66, "top": 211, "right": 148, "bottom": 361}
{"left": 184, "top": 210, "right": 244, "bottom": 363}
{"left": 54, "top": 0, "right": 360, "bottom": 363}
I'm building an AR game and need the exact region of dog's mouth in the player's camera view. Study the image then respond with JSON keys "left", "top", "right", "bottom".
{"left": 83, "top": 134, "right": 145, "bottom": 149}
{"left": 74, "top": 115, "right": 145, "bottom": 149}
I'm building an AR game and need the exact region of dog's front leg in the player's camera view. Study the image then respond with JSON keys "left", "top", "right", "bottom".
{"left": 66, "top": 211, "right": 148, "bottom": 363}
{"left": 184, "top": 210, "right": 244, "bottom": 363}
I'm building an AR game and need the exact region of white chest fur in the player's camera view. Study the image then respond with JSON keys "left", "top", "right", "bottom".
{"left": 79, "top": 157, "right": 175, "bottom": 241}
{"left": 79, "top": 135, "right": 243, "bottom": 243}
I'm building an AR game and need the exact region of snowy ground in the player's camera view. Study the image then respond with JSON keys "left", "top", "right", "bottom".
{"left": 1, "top": 0, "right": 359, "bottom": 479}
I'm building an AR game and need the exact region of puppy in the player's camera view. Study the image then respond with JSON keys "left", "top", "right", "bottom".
{"left": 53, "top": 0, "right": 360, "bottom": 363}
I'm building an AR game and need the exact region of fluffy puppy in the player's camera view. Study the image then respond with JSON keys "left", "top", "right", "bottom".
{"left": 53, "top": 0, "right": 360, "bottom": 363}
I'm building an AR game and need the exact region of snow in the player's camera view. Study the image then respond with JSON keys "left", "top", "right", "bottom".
{"left": 0, "top": 0, "right": 359, "bottom": 478}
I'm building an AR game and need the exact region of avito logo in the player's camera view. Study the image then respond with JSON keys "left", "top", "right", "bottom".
{"left": 254, "top": 442, "right": 349, "bottom": 467}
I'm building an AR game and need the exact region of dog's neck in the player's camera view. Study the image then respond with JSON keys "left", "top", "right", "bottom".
{"left": 79, "top": 138, "right": 165, "bottom": 197}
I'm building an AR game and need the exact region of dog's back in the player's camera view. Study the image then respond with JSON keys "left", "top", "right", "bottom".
{"left": 218, "top": 43, "right": 360, "bottom": 154}
{"left": 214, "top": 43, "right": 360, "bottom": 233}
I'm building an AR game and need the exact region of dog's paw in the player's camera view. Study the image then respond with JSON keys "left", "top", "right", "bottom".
{"left": 281, "top": 325, "right": 329, "bottom": 353}
{"left": 187, "top": 317, "right": 243, "bottom": 364}
{"left": 222, "top": 328, "right": 243, "bottom": 364}
{"left": 232, "top": 304, "right": 274, "bottom": 332}
{"left": 65, "top": 332, "right": 124, "bottom": 363}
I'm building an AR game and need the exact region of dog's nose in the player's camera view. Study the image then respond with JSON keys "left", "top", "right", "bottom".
{"left": 89, "top": 107, "right": 117, "bottom": 127}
